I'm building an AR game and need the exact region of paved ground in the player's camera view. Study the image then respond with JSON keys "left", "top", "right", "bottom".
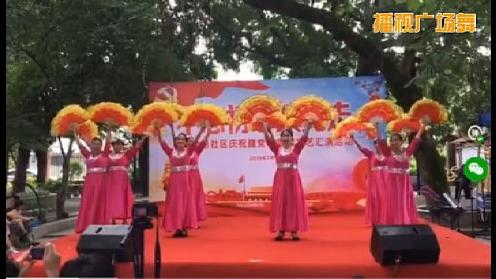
{"left": 475, "top": 236, "right": 491, "bottom": 246}
{"left": 38, "top": 228, "right": 75, "bottom": 243}
{"left": 43, "top": 197, "right": 82, "bottom": 222}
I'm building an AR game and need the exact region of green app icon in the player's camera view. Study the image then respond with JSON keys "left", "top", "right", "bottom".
{"left": 476, "top": 135, "right": 485, "bottom": 144}
{"left": 463, "top": 157, "right": 489, "bottom": 182}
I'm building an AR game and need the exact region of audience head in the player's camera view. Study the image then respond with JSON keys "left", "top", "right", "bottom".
{"left": 6, "top": 195, "right": 17, "bottom": 209}
{"left": 13, "top": 199, "right": 24, "bottom": 210}
{"left": 6, "top": 259, "right": 20, "bottom": 277}
{"left": 60, "top": 253, "right": 114, "bottom": 278}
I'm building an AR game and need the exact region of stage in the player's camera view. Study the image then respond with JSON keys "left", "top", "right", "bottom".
{"left": 25, "top": 205, "right": 491, "bottom": 278}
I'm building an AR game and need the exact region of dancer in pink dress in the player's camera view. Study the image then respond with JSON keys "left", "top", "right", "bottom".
{"left": 350, "top": 133, "right": 389, "bottom": 225}
{"left": 383, "top": 122, "right": 426, "bottom": 225}
{"left": 156, "top": 124, "right": 207, "bottom": 237}
{"left": 261, "top": 120, "right": 312, "bottom": 241}
{"left": 74, "top": 132, "right": 111, "bottom": 233}
{"left": 106, "top": 136, "right": 147, "bottom": 224}
{"left": 187, "top": 127, "right": 211, "bottom": 223}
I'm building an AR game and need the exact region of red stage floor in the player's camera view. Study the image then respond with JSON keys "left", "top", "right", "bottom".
{"left": 25, "top": 206, "right": 491, "bottom": 278}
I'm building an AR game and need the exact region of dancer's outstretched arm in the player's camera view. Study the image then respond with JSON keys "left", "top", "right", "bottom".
{"left": 169, "top": 124, "right": 177, "bottom": 149}
{"left": 262, "top": 122, "right": 278, "bottom": 154}
{"left": 74, "top": 132, "right": 90, "bottom": 159}
{"left": 189, "top": 122, "right": 207, "bottom": 155}
{"left": 350, "top": 134, "right": 373, "bottom": 158}
{"left": 294, "top": 120, "right": 311, "bottom": 155}
{"left": 126, "top": 136, "right": 147, "bottom": 159}
{"left": 374, "top": 122, "right": 390, "bottom": 156}
{"left": 103, "top": 127, "right": 112, "bottom": 156}
{"left": 406, "top": 121, "right": 426, "bottom": 157}
{"left": 156, "top": 127, "right": 172, "bottom": 157}
{"left": 196, "top": 127, "right": 210, "bottom": 155}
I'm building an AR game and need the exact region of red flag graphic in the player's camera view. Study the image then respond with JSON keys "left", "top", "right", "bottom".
{"left": 238, "top": 175, "right": 245, "bottom": 184}
{"left": 149, "top": 81, "right": 270, "bottom": 105}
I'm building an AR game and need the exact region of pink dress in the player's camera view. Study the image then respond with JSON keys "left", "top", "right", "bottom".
{"left": 265, "top": 135, "right": 309, "bottom": 233}
{"left": 75, "top": 144, "right": 110, "bottom": 233}
{"left": 159, "top": 142, "right": 198, "bottom": 232}
{"left": 190, "top": 141, "right": 207, "bottom": 222}
{"left": 105, "top": 146, "right": 140, "bottom": 221}
{"left": 356, "top": 145, "right": 388, "bottom": 225}
{"left": 384, "top": 137, "right": 420, "bottom": 225}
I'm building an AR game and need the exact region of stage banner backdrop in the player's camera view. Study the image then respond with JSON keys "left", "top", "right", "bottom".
{"left": 148, "top": 76, "right": 386, "bottom": 213}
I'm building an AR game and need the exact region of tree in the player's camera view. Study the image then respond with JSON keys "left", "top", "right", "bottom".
{"left": 7, "top": 0, "right": 218, "bottom": 217}
{"left": 202, "top": 0, "right": 490, "bottom": 193}
{"left": 36, "top": 150, "right": 48, "bottom": 183}
{"left": 56, "top": 138, "right": 74, "bottom": 219}
{"left": 7, "top": 61, "right": 51, "bottom": 193}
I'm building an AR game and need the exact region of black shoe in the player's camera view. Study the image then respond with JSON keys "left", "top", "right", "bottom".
{"left": 274, "top": 232, "right": 284, "bottom": 241}
{"left": 291, "top": 232, "right": 300, "bottom": 241}
{"left": 172, "top": 230, "right": 183, "bottom": 238}
{"left": 181, "top": 230, "right": 188, "bottom": 237}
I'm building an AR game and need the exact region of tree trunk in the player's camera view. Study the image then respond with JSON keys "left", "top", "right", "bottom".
{"left": 56, "top": 138, "right": 73, "bottom": 219}
{"left": 355, "top": 56, "right": 380, "bottom": 76}
{"left": 13, "top": 145, "right": 30, "bottom": 194}
{"left": 415, "top": 134, "right": 449, "bottom": 193}
{"left": 36, "top": 149, "right": 48, "bottom": 183}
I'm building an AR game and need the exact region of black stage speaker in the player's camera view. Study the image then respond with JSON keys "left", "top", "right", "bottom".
{"left": 77, "top": 225, "right": 134, "bottom": 262}
{"left": 370, "top": 224, "right": 440, "bottom": 265}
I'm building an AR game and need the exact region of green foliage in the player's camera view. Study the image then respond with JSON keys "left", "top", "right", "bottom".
{"left": 205, "top": 1, "right": 357, "bottom": 79}
{"left": 7, "top": 181, "right": 13, "bottom": 194}
{"left": 69, "top": 162, "right": 84, "bottom": 182}
{"left": 409, "top": 158, "right": 417, "bottom": 175}
{"left": 6, "top": 0, "right": 218, "bottom": 149}
{"left": 7, "top": 0, "right": 218, "bottom": 218}
{"left": 204, "top": 0, "right": 490, "bottom": 144}
{"left": 37, "top": 180, "right": 63, "bottom": 194}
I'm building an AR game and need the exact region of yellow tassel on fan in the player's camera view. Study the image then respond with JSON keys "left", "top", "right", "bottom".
{"left": 133, "top": 102, "right": 179, "bottom": 130}
{"left": 234, "top": 94, "right": 281, "bottom": 125}
{"left": 409, "top": 98, "right": 447, "bottom": 124}
{"left": 50, "top": 104, "right": 89, "bottom": 137}
{"left": 356, "top": 99, "right": 403, "bottom": 123}
{"left": 286, "top": 95, "right": 335, "bottom": 121}
{"left": 332, "top": 116, "right": 377, "bottom": 140}
{"left": 387, "top": 114, "right": 421, "bottom": 134}
{"left": 179, "top": 103, "right": 230, "bottom": 127}
{"left": 87, "top": 102, "right": 134, "bottom": 127}
{"left": 76, "top": 120, "right": 99, "bottom": 142}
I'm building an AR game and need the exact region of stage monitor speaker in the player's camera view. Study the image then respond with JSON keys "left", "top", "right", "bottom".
{"left": 77, "top": 225, "right": 133, "bottom": 262}
{"left": 370, "top": 224, "right": 440, "bottom": 265}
